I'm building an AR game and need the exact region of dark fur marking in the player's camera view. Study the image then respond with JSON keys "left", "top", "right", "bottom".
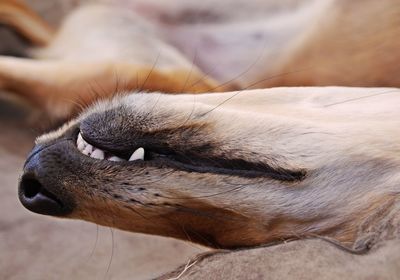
{"left": 80, "top": 111, "right": 305, "bottom": 181}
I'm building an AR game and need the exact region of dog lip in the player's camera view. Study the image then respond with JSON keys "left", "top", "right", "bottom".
{"left": 76, "top": 132, "right": 145, "bottom": 162}
{"left": 74, "top": 131, "right": 305, "bottom": 180}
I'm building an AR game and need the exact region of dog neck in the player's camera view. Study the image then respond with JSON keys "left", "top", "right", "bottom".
{"left": 351, "top": 195, "right": 400, "bottom": 251}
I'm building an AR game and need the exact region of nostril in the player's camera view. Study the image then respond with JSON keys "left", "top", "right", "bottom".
{"left": 18, "top": 174, "right": 69, "bottom": 216}
{"left": 21, "top": 177, "right": 42, "bottom": 199}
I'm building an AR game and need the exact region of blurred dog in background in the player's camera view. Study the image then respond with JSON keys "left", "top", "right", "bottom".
{"left": 0, "top": 0, "right": 399, "bottom": 122}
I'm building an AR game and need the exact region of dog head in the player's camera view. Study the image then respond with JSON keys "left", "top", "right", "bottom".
{"left": 18, "top": 87, "right": 400, "bottom": 248}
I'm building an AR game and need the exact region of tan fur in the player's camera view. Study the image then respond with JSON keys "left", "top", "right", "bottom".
{"left": 0, "top": 0, "right": 54, "bottom": 46}
{"left": 0, "top": 58, "right": 222, "bottom": 120}
{"left": 3, "top": 0, "right": 400, "bottom": 277}
{"left": 0, "top": 1, "right": 222, "bottom": 120}
{"left": 264, "top": 0, "right": 400, "bottom": 87}
{"left": 29, "top": 87, "right": 400, "bottom": 249}
{"left": 0, "top": 0, "right": 399, "bottom": 120}
{"left": 0, "top": 0, "right": 400, "bottom": 246}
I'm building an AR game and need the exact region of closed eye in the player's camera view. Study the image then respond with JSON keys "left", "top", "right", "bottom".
{"left": 75, "top": 131, "right": 306, "bottom": 181}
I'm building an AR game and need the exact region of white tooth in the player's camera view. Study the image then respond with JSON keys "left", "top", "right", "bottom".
{"left": 77, "top": 134, "right": 84, "bottom": 150}
{"left": 82, "top": 144, "right": 93, "bottom": 155}
{"left": 108, "top": 156, "right": 124, "bottom": 162}
{"left": 91, "top": 149, "right": 104, "bottom": 160}
{"left": 129, "top": 147, "right": 145, "bottom": 161}
{"left": 77, "top": 141, "right": 85, "bottom": 151}
{"left": 77, "top": 133, "right": 88, "bottom": 152}
{"left": 77, "top": 133, "right": 84, "bottom": 144}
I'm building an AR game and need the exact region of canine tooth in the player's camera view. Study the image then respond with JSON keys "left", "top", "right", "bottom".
{"left": 77, "top": 133, "right": 85, "bottom": 151}
{"left": 129, "top": 147, "right": 145, "bottom": 161}
{"left": 77, "top": 133, "right": 83, "bottom": 143}
{"left": 82, "top": 144, "right": 93, "bottom": 155}
{"left": 77, "top": 141, "right": 85, "bottom": 151}
{"left": 108, "top": 156, "right": 124, "bottom": 162}
{"left": 91, "top": 149, "right": 104, "bottom": 160}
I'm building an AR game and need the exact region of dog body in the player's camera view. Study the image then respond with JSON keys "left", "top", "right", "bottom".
{"left": 0, "top": 0, "right": 400, "bottom": 120}
{"left": 0, "top": 0, "right": 398, "bottom": 265}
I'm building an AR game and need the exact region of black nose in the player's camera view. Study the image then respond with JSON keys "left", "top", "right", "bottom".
{"left": 19, "top": 174, "right": 67, "bottom": 216}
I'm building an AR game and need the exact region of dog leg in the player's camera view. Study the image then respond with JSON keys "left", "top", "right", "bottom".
{"left": 262, "top": 0, "right": 400, "bottom": 87}
{"left": 0, "top": 56, "right": 220, "bottom": 120}
{"left": 0, "top": 0, "right": 54, "bottom": 46}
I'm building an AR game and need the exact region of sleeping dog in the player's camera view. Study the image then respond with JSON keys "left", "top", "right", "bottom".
{"left": 0, "top": 0, "right": 399, "bottom": 250}
{"left": 19, "top": 87, "right": 400, "bottom": 249}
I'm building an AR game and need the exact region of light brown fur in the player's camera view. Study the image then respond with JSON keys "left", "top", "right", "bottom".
{"left": 25, "top": 87, "right": 400, "bottom": 250}
{"left": 1, "top": 0, "right": 400, "bottom": 278}
{"left": 0, "top": 0, "right": 399, "bottom": 120}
